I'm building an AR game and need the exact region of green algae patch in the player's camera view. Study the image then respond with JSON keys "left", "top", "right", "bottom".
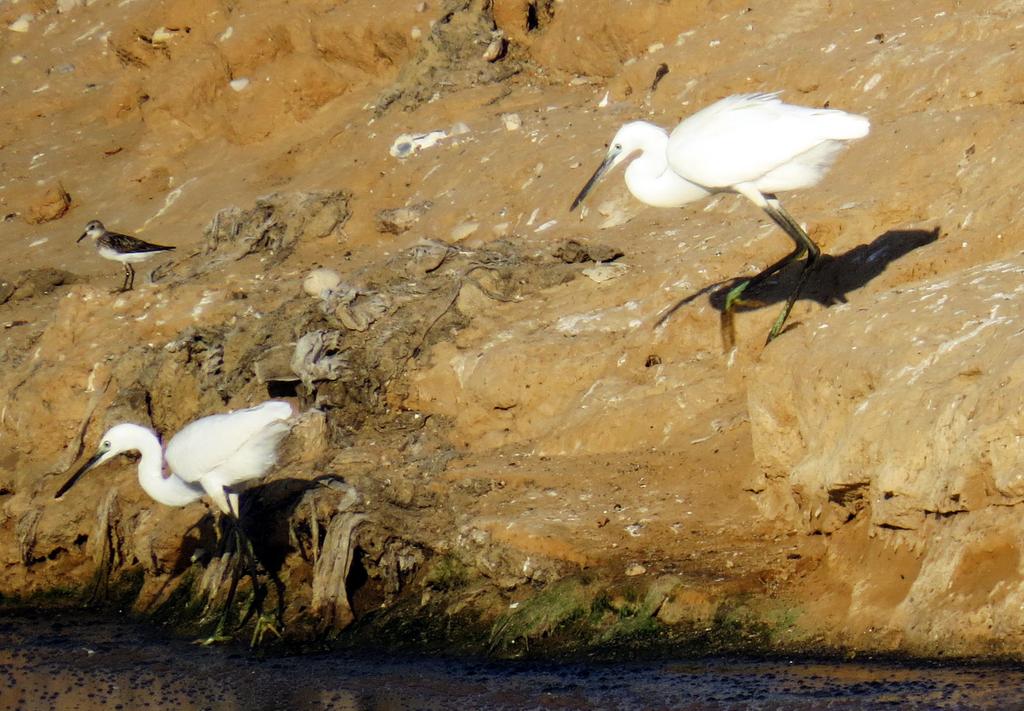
{"left": 486, "top": 575, "right": 688, "bottom": 659}
{"left": 0, "top": 567, "right": 145, "bottom": 613}
{"left": 145, "top": 567, "right": 210, "bottom": 634}
{"left": 95, "top": 567, "right": 146, "bottom": 610}
{"left": 422, "top": 555, "right": 471, "bottom": 592}
{"left": 478, "top": 574, "right": 817, "bottom": 660}
{"left": 2, "top": 561, "right": 818, "bottom": 660}
{"left": 489, "top": 576, "right": 600, "bottom": 656}
{"left": 0, "top": 584, "right": 86, "bottom": 609}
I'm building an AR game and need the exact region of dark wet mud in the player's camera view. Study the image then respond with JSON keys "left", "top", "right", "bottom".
{"left": 0, "top": 609, "right": 1019, "bottom": 710}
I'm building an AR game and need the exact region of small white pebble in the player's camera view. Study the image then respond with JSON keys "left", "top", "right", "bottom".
{"left": 481, "top": 34, "right": 505, "bottom": 62}
{"left": 625, "top": 523, "right": 644, "bottom": 537}
{"left": 582, "top": 263, "right": 628, "bottom": 283}
{"left": 303, "top": 268, "right": 342, "bottom": 298}
{"left": 229, "top": 77, "right": 250, "bottom": 92}
{"left": 8, "top": 14, "right": 33, "bottom": 33}
{"left": 151, "top": 26, "right": 175, "bottom": 44}
{"left": 450, "top": 222, "right": 479, "bottom": 242}
{"left": 501, "top": 113, "right": 521, "bottom": 131}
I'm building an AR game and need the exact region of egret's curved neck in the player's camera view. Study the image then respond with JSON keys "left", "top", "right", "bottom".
{"left": 623, "top": 125, "right": 671, "bottom": 182}
{"left": 119, "top": 425, "right": 202, "bottom": 507}
{"left": 622, "top": 125, "right": 710, "bottom": 209}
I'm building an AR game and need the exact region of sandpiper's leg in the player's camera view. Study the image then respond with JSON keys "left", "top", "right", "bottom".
{"left": 126, "top": 264, "right": 136, "bottom": 291}
{"left": 119, "top": 264, "right": 131, "bottom": 292}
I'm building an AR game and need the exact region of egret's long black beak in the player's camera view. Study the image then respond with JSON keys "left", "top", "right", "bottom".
{"left": 76, "top": 231, "right": 88, "bottom": 243}
{"left": 55, "top": 450, "right": 105, "bottom": 498}
{"left": 570, "top": 149, "right": 619, "bottom": 212}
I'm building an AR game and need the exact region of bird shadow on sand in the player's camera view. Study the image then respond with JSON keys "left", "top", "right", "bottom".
{"left": 656, "top": 227, "right": 940, "bottom": 341}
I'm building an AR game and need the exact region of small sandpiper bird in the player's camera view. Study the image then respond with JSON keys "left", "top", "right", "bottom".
{"left": 77, "top": 219, "right": 175, "bottom": 291}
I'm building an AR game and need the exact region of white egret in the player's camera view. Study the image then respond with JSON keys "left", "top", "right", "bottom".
{"left": 571, "top": 92, "right": 869, "bottom": 343}
{"left": 77, "top": 219, "right": 175, "bottom": 292}
{"left": 55, "top": 400, "right": 293, "bottom": 513}
{"left": 55, "top": 400, "right": 294, "bottom": 643}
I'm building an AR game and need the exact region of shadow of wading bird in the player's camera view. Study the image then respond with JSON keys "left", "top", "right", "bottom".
{"left": 54, "top": 400, "right": 294, "bottom": 643}
{"left": 77, "top": 219, "right": 175, "bottom": 291}
{"left": 571, "top": 91, "right": 870, "bottom": 346}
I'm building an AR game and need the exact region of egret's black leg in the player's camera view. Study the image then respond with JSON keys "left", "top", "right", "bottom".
{"left": 721, "top": 233, "right": 807, "bottom": 350}
{"left": 764, "top": 197, "right": 821, "bottom": 261}
{"left": 723, "top": 243, "right": 807, "bottom": 312}
{"left": 230, "top": 518, "right": 282, "bottom": 647}
{"left": 766, "top": 255, "right": 818, "bottom": 344}
{"left": 718, "top": 252, "right": 803, "bottom": 350}
{"left": 760, "top": 196, "right": 820, "bottom": 343}
{"left": 205, "top": 519, "right": 244, "bottom": 643}
{"left": 200, "top": 513, "right": 261, "bottom": 643}
{"left": 720, "top": 192, "right": 822, "bottom": 348}
{"left": 236, "top": 523, "right": 261, "bottom": 625}
{"left": 727, "top": 196, "right": 818, "bottom": 303}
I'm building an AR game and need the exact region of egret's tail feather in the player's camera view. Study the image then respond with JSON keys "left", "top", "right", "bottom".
{"left": 756, "top": 140, "right": 849, "bottom": 192}
{"left": 815, "top": 111, "right": 870, "bottom": 140}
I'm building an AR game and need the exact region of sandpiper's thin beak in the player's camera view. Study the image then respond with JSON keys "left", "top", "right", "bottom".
{"left": 570, "top": 149, "right": 620, "bottom": 212}
{"left": 55, "top": 450, "right": 104, "bottom": 498}
{"left": 76, "top": 231, "right": 88, "bottom": 243}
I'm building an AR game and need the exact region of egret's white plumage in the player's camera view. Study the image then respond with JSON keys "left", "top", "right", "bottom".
{"left": 56, "top": 401, "right": 294, "bottom": 516}
{"left": 571, "top": 91, "right": 869, "bottom": 343}
{"left": 166, "top": 400, "right": 293, "bottom": 516}
{"left": 665, "top": 92, "right": 869, "bottom": 195}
